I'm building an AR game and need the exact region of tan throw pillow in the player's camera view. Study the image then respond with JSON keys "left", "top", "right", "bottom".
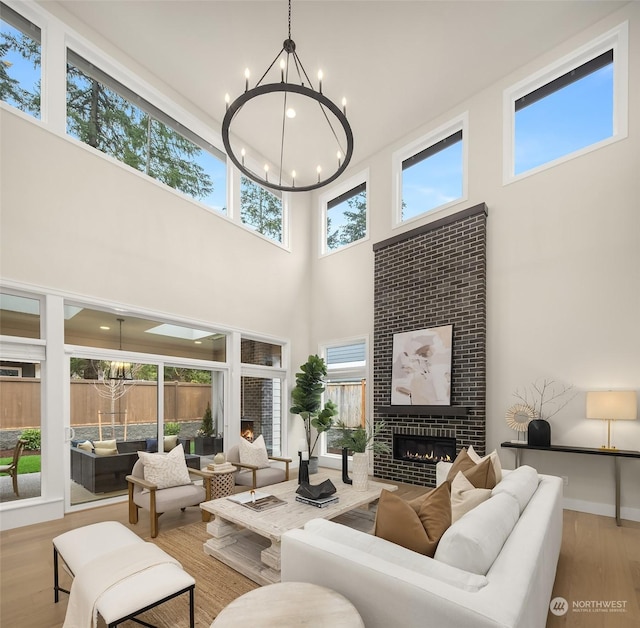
{"left": 376, "top": 483, "right": 451, "bottom": 557}
{"left": 446, "top": 448, "right": 476, "bottom": 484}
{"left": 163, "top": 435, "right": 178, "bottom": 452}
{"left": 463, "top": 457, "right": 497, "bottom": 490}
{"left": 93, "top": 439, "right": 117, "bottom": 450}
{"left": 138, "top": 443, "right": 192, "bottom": 489}
{"left": 467, "top": 446, "right": 503, "bottom": 484}
{"left": 94, "top": 447, "right": 117, "bottom": 456}
{"left": 239, "top": 434, "right": 270, "bottom": 469}
{"left": 451, "top": 471, "right": 492, "bottom": 522}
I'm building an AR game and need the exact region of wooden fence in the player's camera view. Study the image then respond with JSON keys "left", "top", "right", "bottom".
{"left": 0, "top": 378, "right": 211, "bottom": 429}
{"left": 1, "top": 378, "right": 365, "bottom": 430}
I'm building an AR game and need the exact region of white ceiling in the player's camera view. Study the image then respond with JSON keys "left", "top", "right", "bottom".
{"left": 51, "top": 0, "right": 626, "bottom": 186}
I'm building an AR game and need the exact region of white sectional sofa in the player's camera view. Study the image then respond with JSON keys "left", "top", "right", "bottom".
{"left": 281, "top": 462, "right": 563, "bottom": 628}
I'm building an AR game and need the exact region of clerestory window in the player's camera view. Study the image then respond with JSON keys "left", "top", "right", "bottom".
{"left": 240, "top": 176, "right": 283, "bottom": 244}
{"left": 0, "top": 1, "right": 41, "bottom": 119}
{"left": 392, "top": 114, "right": 467, "bottom": 226}
{"left": 504, "top": 22, "right": 628, "bottom": 182}
{"left": 66, "top": 50, "right": 227, "bottom": 212}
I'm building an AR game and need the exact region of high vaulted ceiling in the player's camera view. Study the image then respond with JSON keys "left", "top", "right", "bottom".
{"left": 51, "top": 0, "right": 626, "bottom": 185}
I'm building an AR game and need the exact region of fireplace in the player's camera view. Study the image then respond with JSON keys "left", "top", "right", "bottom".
{"left": 393, "top": 433, "right": 456, "bottom": 465}
{"left": 241, "top": 418, "right": 254, "bottom": 442}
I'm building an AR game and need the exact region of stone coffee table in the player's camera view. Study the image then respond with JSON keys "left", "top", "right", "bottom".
{"left": 200, "top": 468, "right": 397, "bottom": 585}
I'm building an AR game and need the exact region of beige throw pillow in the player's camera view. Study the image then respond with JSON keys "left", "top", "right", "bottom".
{"left": 375, "top": 483, "right": 451, "bottom": 557}
{"left": 467, "top": 446, "right": 503, "bottom": 483}
{"left": 77, "top": 440, "right": 93, "bottom": 452}
{"left": 163, "top": 435, "right": 178, "bottom": 452}
{"left": 93, "top": 439, "right": 117, "bottom": 450}
{"left": 446, "top": 448, "right": 476, "bottom": 484}
{"left": 138, "top": 443, "right": 192, "bottom": 489}
{"left": 450, "top": 471, "right": 492, "bottom": 522}
{"left": 239, "top": 434, "right": 270, "bottom": 469}
{"left": 94, "top": 447, "right": 117, "bottom": 456}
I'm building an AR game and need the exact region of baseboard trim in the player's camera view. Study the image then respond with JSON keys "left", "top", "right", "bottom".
{"left": 563, "top": 497, "right": 640, "bottom": 523}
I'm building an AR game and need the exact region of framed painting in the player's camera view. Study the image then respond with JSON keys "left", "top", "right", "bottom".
{"left": 391, "top": 325, "right": 453, "bottom": 405}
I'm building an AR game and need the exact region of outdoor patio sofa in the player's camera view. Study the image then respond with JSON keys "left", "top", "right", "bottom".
{"left": 70, "top": 439, "right": 198, "bottom": 493}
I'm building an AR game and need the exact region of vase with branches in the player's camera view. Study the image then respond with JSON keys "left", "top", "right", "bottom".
{"left": 513, "top": 379, "right": 577, "bottom": 421}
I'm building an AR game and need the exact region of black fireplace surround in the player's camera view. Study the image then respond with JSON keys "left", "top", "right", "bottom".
{"left": 393, "top": 434, "right": 456, "bottom": 465}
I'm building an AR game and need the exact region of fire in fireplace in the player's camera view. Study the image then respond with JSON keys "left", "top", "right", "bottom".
{"left": 393, "top": 434, "right": 456, "bottom": 465}
{"left": 241, "top": 418, "right": 254, "bottom": 442}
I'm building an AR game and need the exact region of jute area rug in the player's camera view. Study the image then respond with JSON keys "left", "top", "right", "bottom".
{"left": 112, "top": 521, "right": 258, "bottom": 628}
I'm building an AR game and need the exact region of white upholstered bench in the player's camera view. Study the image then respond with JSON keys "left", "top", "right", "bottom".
{"left": 53, "top": 521, "right": 195, "bottom": 628}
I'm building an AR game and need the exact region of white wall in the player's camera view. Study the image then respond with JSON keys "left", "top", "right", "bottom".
{"left": 310, "top": 3, "right": 640, "bottom": 520}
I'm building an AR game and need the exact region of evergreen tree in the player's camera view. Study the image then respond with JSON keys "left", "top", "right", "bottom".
{"left": 339, "top": 191, "right": 367, "bottom": 245}
{"left": 240, "top": 177, "right": 283, "bottom": 241}
{"left": 1, "top": 29, "right": 214, "bottom": 200}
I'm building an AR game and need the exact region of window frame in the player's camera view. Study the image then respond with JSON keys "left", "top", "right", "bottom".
{"left": 319, "top": 169, "right": 370, "bottom": 257}
{"left": 392, "top": 113, "right": 468, "bottom": 229}
{"left": 503, "top": 21, "right": 628, "bottom": 185}
{"left": 317, "top": 336, "right": 369, "bottom": 466}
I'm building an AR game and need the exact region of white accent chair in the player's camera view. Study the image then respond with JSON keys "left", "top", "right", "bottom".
{"left": 226, "top": 445, "right": 291, "bottom": 489}
{"left": 127, "top": 459, "right": 213, "bottom": 538}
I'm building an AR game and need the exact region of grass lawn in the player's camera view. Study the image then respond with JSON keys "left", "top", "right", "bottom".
{"left": 0, "top": 455, "right": 41, "bottom": 474}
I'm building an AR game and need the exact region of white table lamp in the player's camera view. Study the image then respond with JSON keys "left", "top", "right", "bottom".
{"left": 586, "top": 390, "right": 637, "bottom": 450}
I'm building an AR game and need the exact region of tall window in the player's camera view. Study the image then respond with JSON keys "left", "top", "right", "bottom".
{"left": 322, "top": 173, "right": 368, "bottom": 254}
{"left": 322, "top": 340, "right": 367, "bottom": 456}
{"left": 240, "top": 177, "right": 283, "bottom": 244}
{"left": 504, "top": 22, "right": 628, "bottom": 182}
{"left": 0, "top": 2, "right": 41, "bottom": 119}
{"left": 66, "top": 50, "right": 227, "bottom": 212}
{"left": 393, "top": 115, "right": 467, "bottom": 225}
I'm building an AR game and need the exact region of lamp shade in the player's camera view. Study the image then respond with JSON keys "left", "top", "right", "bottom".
{"left": 586, "top": 391, "right": 637, "bottom": 421}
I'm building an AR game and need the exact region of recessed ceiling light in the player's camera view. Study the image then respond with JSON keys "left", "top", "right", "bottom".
{"left": 100, "top": 326, "right": 110, "bottom": 330}
{"left": 194, "top": 340, "right": 202, "bottom": 345}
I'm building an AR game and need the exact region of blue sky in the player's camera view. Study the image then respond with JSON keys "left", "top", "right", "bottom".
{"left": 2, "top": 17, "right": 614, "bottom": 220}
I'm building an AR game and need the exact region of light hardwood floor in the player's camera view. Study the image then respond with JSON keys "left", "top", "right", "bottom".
{"left": 1, "top": 486, "right": 639, "bottom": 627}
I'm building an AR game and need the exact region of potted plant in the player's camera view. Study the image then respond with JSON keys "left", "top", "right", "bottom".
{"left": 335, "top": 420, "right": 391, "bottom": 490}
{"left": 290, "top": 355, "right": 338, "bottom": 473}
{"left": 194, "top": 403, "right": 222, "bottom": 455}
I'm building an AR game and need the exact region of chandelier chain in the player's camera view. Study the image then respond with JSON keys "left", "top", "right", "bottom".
{"left": 288, "top": 0, "right": 292, "bottom": 39}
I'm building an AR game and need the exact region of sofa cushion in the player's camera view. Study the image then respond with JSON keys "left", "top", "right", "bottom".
{"left": 94, "top": 447, "right": 118, "bottom": 456}
{"left": 434, "top": 492, "right": 520, "bottom": 575}
{"left": 93, "top": 439, "right": 117, "bottom": 450}
{"left": 304, "top": 518, "right": 489, "bottom": 592}
{"left": 375, "top": 483, "right": 451, "bottom": 557}
{"left": 138, "top": 443, "right": 192, "bottom": 489}
{"left": 491, "top": 464, "right": 539, "bottom": 514}
{"left": 239, "top": 434, "right": 270, "bottom": 469}
{"left": 450, "top": 471, "right": 492, "bottom": 523}
{"left": 163, "top": 435, "right": 178, "bottom": 452}
{"left": 468, "top": 445, "right": 503, "bottom": 483}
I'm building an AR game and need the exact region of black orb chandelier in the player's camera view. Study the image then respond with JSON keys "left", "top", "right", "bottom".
{"left": 221, "top": 0, "right": 354, "bottom": 193}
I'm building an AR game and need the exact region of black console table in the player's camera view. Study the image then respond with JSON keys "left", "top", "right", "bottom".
{"left": 500, "top": 442, "right": 640, "bottom": 526}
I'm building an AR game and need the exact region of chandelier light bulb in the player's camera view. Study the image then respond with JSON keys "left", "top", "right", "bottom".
{"left": 280, "top": 58, "right": 286, "bottom": 82}
{"left": 244, "top": 68, "right": 250, "bottom": 91}
{"left": 241, "top": 147, "right": 246, "bottom": 166}
{"left": 317, "top": 69, "right": 323, "bottom": 93}
{"left": 224, "top": 93, "right": 230, "bottom": 110}
{"left": 342, "top": 97, "right": 347, "bottom": 116}
{"left": 317, "top": 165, "right": 322, "bottom": 183}
{"left": 286, "top": 107, "right": 296, "bottom": 119}
{"left": 337, "top": 151, "right": 342, "bottom": 166}
{"left": 264, "top": 163, "right": 269, "bottom": 181}
{"left": 292, "top": 170, "right": 296, "bottom": 187}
